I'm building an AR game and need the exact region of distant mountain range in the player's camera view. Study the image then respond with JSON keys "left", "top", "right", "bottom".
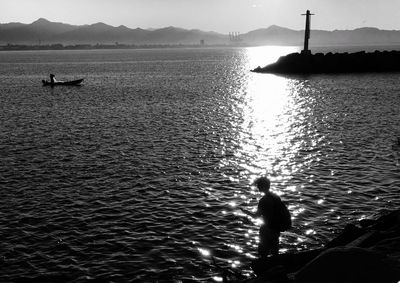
{"left": 2, "top": 18, "right": 400, "bottom": 47}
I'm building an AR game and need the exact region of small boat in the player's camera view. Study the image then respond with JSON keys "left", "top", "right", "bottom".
{"left": 42, "top": 78, "right": 84, "bottom": 86}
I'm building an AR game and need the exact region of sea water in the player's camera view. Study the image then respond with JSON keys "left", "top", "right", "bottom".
{"left": 0, "top": 47, "right": 399, "bottom": 282}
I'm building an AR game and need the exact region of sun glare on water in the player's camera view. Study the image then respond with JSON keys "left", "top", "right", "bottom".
{"left": 237, "top": 46, "right": 300, "bottom": 180}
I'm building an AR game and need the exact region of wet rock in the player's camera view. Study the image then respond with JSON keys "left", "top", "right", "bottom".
{"left": 249, "top": 210, "right": 400, "bottom": 283}
{"left": 251, "top": 248, "right": 324, "bottom": 275}
{"left": 251, "top": 50, "right": 400, "bottom": 74}
{"left": 294, "top": 247, "right": 399, "bottom": 283}
{"left": 370, "top": 236, "right": 400, "bottom": 262}
{"left": 325, "top": 223, "right": 364, "bottom": 248}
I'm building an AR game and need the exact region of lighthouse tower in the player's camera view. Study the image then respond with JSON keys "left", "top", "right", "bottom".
{"left": 301, "top": 10, "right": 314, "bottom": 55}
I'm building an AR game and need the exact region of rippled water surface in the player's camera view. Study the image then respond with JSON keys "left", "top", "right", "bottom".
{"left": 1, "top": 47, "right": 399, "bottom": 282}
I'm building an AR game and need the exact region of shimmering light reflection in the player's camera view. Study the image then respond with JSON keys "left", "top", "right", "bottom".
{"left": 198, "top": 248, "right": 211, "bottom": 257}
{"left": 240, "top": 46, "right": 301, "bottom": 178}
{"left": 240, "top": 74, "right": 291, "bottom": 175}
{"left": 228, "top": 201, "right": 237, "bottom": 207}
{"left": 230, "top": 260, "right": 241, "bottom": 268}
{"left": 292, "top": 207, "right": 305, "bottom": 217}
{"left": 305, "top": 229, "right": 316, "bottom": 235}
{"left": 232, "top": 46, "right": 322, "bottom": 255}
{"left": 227, "top": 243, "right": 244, "bottom": 254}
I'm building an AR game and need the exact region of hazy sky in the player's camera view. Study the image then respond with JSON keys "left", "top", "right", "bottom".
{"left": 2, "top": 0, "right": 400, "bottom": 33}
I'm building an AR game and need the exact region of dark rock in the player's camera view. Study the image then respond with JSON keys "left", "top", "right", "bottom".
{"left": 359, "top": 219, "right": 376, "bottom": 228}
{"left": 252, "top": 50, "right": 400, "bottom": 74}
{"left": 367, "top": 210, "right": 400, "bottom": 231}
{"left": 325, "top": 224, "right": 364, "bottom": 248}
{"left": 250, "top": 210, "right": 400, "bottom": 282}
{"left": 294, "top": 247, "right": 399, "bottom": 283}
{"left": 252, "top": 248, "right": 324, "bottom": 275}
{"left": 370, "top": 236, "right": 400, "bottom": 262}
{"left": 345, "top": 230, "right": 378, "bottom": 247}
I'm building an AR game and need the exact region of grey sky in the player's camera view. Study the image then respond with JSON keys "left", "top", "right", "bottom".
{"left": 2, "top": 0, "right": 400, "bottom": 33}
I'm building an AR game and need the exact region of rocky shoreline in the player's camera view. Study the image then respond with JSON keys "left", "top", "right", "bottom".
{"left": 251, "top": 50, "right": 400, "bottom": 74}
{"left": 240, "top": 209, "right": 400, "bottom": 283}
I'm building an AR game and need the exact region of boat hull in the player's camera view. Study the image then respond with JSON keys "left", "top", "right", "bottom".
{"left": 42, "top": 79, "right": 84, "bottom": 86}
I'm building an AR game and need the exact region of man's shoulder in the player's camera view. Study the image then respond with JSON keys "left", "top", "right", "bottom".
{"left": 259, "top": 192, "right": 281, "bottom": 205}
{"left": 271, "top": 192, "right": 282, "bottom": 201}
{"left": 263, "top": 192, "right": 281, "bottom": 200}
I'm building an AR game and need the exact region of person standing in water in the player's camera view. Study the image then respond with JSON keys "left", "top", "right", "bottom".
{"left": 251, "top": 177, "right": 291, "bottom": 257}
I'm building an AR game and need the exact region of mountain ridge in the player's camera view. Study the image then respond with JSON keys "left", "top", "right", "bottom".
{"left": 2, "top": 18, "right": 400, "bottom": 46}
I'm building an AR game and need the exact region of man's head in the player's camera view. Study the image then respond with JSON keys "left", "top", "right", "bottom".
{"left": 253, "top": 177, "right": 270, "bottom": 193}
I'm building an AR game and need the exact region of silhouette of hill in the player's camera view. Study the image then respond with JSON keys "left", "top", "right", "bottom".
{"left": 0, "top": 18, "right": 78, "bottom": 44}
{"left": 311, "top": 27, "right": 400, "bottom": 46}
{"left": 0, "top": 22, "right": 25, "bottom": 30}
{"left": 243, "top": 25, "right": 301, "bottom": 45}
{"left": 52, "top": 22, "right": 151, "bottom": 44}
{"left": 2, "top": 18, "right": 400, "bottom": 46}
{"left": 0, "top": 19, "right": 227, "bottom": 45}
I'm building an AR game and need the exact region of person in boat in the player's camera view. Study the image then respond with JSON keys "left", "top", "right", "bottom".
{"left": 50, "top": 74, "right": 56, "bottom": 84}
{"left": 248, "top": 177, "right": 291, "bottom": 257}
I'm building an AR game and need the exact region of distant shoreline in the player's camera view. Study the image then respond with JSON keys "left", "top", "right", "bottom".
{"left": 3, "top": 43, "right": 400, "bottom": 53}
{"left": 0, "top": 43, "right": 248, "bottom": 51}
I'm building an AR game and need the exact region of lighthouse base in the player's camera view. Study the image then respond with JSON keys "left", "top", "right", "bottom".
{"left": 301, "top": 50, "right": 312, "bottom": 55}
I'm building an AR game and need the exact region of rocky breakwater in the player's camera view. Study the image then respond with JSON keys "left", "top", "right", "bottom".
{"left": 252, "top": 50, "right": 400, "bottom": 74}
{"left": 250, "top": 210, "right": 400, "bottom": 283}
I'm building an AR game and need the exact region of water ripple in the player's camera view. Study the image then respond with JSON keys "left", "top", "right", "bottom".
{"left": 0, "top": 48, "right": 399, "bottom": 281}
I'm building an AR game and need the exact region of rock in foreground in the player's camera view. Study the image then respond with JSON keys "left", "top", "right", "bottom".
{"left": 250, "top": 209, "right": 400, "bottom": 283}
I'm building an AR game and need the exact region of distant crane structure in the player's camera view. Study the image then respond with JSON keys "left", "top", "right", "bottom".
{"left": 229, "top": 32, "right": 242, "bottom": 43}
{"left": 301, "top": 10, "right": 314, "bottom": 54}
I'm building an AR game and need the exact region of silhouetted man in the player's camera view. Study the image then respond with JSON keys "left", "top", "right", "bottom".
{"left": 252, "top": 177, "right": 291, "bottom": 257}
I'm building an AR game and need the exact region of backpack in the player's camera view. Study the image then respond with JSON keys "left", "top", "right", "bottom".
{"left": 271, "top": 198, "right": 292, "bottom": 232}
